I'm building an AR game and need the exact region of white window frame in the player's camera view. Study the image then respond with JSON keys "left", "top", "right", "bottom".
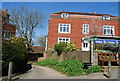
{"left": 82, "top": 24, "right": 89, "bottom": 34}
{"left": 61, "top": 13, "right": 69, "bottom": 18}
{"left": 58, "top": 23, "right": 71, "bottom": 33}
{"left": 103, "top": 25, "right": 114, "bottom": 35}
{"left": 58, "top": 37, "right": 70, "bottom": 43}
{"left": 3, "top": 30, "right": 11, "bottom": 40}
{"left": 102, "top": 16, "right": 110, "bottom": 20}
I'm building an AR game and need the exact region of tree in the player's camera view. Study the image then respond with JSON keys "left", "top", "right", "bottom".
{"left": 2, "top": 38, "right": 28, "bottom": 75}
{"left": 37, "top": 35, "right": 48, "bottom": 46}
{"left": 10, "top": 6, "right": 44, "bottom": 46}
{"left": 83, "top": 18, "right": 103, "bottom": 36}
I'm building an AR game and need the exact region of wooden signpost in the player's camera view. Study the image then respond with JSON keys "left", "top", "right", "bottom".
{"left": 98, "top": 52, "right": 120, "bottom": 78}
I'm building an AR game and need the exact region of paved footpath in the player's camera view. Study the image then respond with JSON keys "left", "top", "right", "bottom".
{"left": 12, "top": 65, "right": 118, "bottom": 79}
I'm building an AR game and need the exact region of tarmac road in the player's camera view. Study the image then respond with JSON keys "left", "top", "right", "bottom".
{"left": 17, "top": 65, "right": 110, "bottom": 79}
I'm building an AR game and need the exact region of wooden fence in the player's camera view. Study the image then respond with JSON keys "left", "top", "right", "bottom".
{"left": 98, "top": 52, "right": 120, "bottom": 66}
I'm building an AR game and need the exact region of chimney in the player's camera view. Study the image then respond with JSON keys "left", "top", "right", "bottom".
{"left": 6, "top": 9, "right": 8, "bottom": 12}
{"left": 94, "top": 12, "right": 97, "bottom": 14}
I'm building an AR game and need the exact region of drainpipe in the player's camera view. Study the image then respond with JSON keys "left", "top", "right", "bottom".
{"left": 45, "top": 38, "right": 48, "bottom": 52}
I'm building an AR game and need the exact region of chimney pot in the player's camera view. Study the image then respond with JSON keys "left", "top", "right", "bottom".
{"left": 94, "top": 12, "right": 97, "bottom": 14}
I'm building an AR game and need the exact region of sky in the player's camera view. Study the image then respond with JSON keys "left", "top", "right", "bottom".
{"left": 2, "top": 0, "right": 120, "bottom": 2}
{"left": 2, "top": 2, "right": 119, "bottom": 45}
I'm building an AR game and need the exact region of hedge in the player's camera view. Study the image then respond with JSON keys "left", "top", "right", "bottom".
{"left": 2, "top": 40, "right": 28, "bottom": 76}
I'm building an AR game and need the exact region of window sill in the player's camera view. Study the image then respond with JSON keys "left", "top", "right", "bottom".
{"left": 103, "top": 34, "right": 114, "bottom": 36}
{"left": 83, "top": 33, "right": 89, "bottom": 34}
{"left": 58, "top": 32, "right": 71, "bottom": 34}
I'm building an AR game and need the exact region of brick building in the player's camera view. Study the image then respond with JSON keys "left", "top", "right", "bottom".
{"left": 1, "top": 9, "right": 16, "bottom": 42}
{"left": 48, "top": 11, "right": 119, "bottom": 51}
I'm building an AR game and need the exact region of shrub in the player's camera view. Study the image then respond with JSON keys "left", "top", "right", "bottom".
{"left": 54, "top": 43, "right": 67, "bottom": 56}
{"left": 94, "top": 44, "right": 104, "bottom": 50}
{"left": 65, "top": 41, "right": 77, "bottom": 52}
{"left": 103, "top": 43, "right": 119, "bottom": 53}
{"left": 46, "top": 48, "right": 56, "bottom": 54}
{"left": 54, "top": 41, "right": 77, "bottom": 56}
{"left": 36, "top": 59, "right": 59, "bottom": 66}
{"left": 84, "top": 65, "right": 101, "bottom": 74}
{"left": 53, "top": 60, "right": 85, "bottom": 76}
{"left": 36, "top": 59, "right": 101, "bottom": 76}
{"left": 2, "top": 40, "right": 28, "bottom": 75}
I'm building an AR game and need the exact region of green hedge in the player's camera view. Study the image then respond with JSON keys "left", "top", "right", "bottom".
{"left": 36, "top": 59, "right": 101, "bottom": 76}
{"left": 2, "top": 40, "right": 28, "bottom": 75}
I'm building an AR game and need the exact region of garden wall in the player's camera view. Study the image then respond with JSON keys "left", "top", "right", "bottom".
{"left": 44, "top": 50, "right": 90, "bottom": 63}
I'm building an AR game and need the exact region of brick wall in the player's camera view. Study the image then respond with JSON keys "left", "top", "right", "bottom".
{"left": 48, "top": 13, "right": 119, "bottom": 49}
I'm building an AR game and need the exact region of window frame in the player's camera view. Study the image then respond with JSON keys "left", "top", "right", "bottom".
{"left": 82, "top": 24, "right": 89, "bottom": 34}
{"left": 103, "top": 25, "right": 114, "bottom": 35}
{"left": 102, "top": 16, "right": 110, "bottom": 20}
{"left": 58, "top": 37, "right": 70, "bottom": 43}
{"left": 58, "top": 23, "right": 71, "bottom": 33}
{"left": 61, "top": 13, "right": 69, "bottom": 18}
{"left": 3, "top": 30, "right": 11, "bottom": 40}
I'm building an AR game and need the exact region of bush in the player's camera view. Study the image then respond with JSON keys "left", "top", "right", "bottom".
{"left": 94, "top": 44, "right": 104, "bottom": 50}
{"left": 2, "top": 40, "right": 28, "bottom": 75}
{"left": 36, "top": 59, "right": 59, "bottom": 66}
{"left": 53, "top": 60, "right": 85, "bottom": 76}
{"left": 84, "top": 65, "right": 101, "bottom": 74}
{"left": 103, "top": 43, "right": 119, "bottom": 53}
{"left": 36, "top": 59, "right": 101, "bottom": 76}
{"left": 54, "top": 41, "right": 77, "bottom": 56}
{"left": 54, "top": 43, "right": 67, "bottom": 56}
{"left": 46, "top": 48, "right": 55, "bottom": 54}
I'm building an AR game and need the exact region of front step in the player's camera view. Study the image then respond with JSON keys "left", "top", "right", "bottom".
{"left": 100, "top": 66, "right": 119, "bottom": 72}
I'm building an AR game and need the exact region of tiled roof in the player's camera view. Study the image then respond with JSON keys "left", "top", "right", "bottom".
{"left": 52, "top": 11, "right": 117, "bottom": 17}
{"left": 28, "top": 46, "right": 45, "bottom": 54}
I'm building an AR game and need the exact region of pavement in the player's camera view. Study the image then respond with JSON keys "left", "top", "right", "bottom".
{"left": 11, "top": 65, "right": 118, "bottom": 79}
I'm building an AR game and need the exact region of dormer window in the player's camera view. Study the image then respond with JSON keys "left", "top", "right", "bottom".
{"left": 61, "top": 13, "right": 69, "bottom": 18}
{"left": 102, "top": 16, "right": 110, "bottom": 20}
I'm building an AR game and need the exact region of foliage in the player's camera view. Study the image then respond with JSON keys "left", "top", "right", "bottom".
{"left": 36, "top": 59, "right": 101, "bottom": 76}
{"left": 37, "top": 35, "right": 48, "bottom": 46}
{"left": 11, "top": 36, "right": 28, "bottom": 45}
{"left": 84, "top": 65, "right": 101, "bottom": 74}
{"left": 103, "top": 43, "right": 119, "bottom": 53}
{"left": 46, "top": 48, "right": 54, "bottom": 54}
{"left": 54, "top": 43, "right": 67, "bottom": 55}
{"left": 2, "top": 39, "right": 28, "bottom": 75}
{"left": 36, "top": 59, "right": 92, "bottom": 76}
{"left": 36, "top": 59, "right": 59, "bottom": 67}
{"left": 54, "top": 41, "right": 77, "bottom": 56}
{"left": 94, "top": 44, "right": 104, "bottom": 50}
{"left": 53, "top": 60, "right": 85, "bottom": 76}
{"left": 65, "top": 41, "right": 77, "bottom": 52}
